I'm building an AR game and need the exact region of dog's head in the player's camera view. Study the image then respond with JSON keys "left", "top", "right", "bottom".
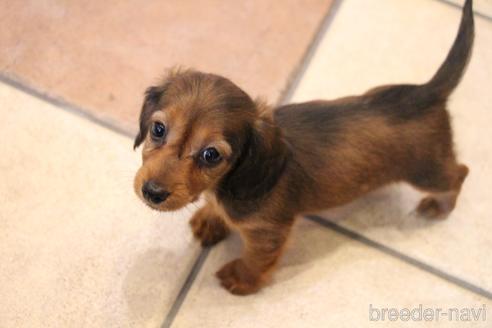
{"left": 133, "top": 69, "right": 288, "bottom": 211}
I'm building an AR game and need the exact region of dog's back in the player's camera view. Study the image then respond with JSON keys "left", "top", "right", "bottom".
{"left": 275, "top": 0, "right": 474, "bottom": 215}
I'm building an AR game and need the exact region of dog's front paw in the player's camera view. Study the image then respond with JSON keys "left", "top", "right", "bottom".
{"left": 190, "top": 212, "right": 229, "bottom": 247}
{"left": 216, "top": 259, "right": 262, "bottom": 295}
{"left": 417, "top": 196, "right": 451, "bottom": 219}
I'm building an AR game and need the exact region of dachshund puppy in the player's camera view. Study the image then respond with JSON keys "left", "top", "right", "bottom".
{"left": 134, "top": 0, "right": 474, "bottom": 295}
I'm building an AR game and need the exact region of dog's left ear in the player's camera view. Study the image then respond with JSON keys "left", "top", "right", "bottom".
{"left": 220, "top": 117, "right": 290, "bottom": 202}
{"left": 133, "top": 86, "right": 165, "bottom": 149}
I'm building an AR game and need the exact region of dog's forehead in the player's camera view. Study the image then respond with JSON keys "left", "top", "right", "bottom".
{"left": 166, "top": 123, "right": 229, "bottom": 161}
{"left": 151, "top": 105, "right": 231, "bottom": 156}
{"left": 189, "top": 123, "right": 230, "bottom": 153}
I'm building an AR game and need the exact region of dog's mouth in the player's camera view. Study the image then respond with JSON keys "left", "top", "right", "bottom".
{"left": 142, "top": 200, "right": 170, "bottom": 212}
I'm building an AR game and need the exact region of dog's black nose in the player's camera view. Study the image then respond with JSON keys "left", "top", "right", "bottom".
{"left": 142, "top": 180, "right": 170, "bottom": 204}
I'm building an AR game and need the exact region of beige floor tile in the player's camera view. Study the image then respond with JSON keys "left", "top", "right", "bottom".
{"left": 0, "top": 83, "right": 201, "bottom": 327}
{"left": 172, "top": 220, "right": 491, "bottom": 327}
{"left": 292, "top": 0, "right": 492, "bottom": 292}
{"left": 447, "top": 0, "right": 492, "bottom": 17}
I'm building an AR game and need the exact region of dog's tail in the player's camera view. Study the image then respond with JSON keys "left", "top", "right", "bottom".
{"left": 421, "top": 0, "right": 474, "bottom": 101}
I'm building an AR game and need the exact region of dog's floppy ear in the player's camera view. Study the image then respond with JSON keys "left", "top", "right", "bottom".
{"left": 220, "top": 117, "right": 290, "bottom": 203}
{"left": 133, "top": 86, "right": 165, "bottom": 149}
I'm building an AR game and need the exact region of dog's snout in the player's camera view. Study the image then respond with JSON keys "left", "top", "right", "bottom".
{"left": 142, "top": 180, "right": 170, "bottom": 204}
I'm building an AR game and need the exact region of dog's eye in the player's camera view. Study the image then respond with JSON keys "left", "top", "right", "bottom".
{"left": 199, "top": 147, "right": 222, "bottom": 166}
{"left": 151, "top": 122, "right": 166, "bottom": 140}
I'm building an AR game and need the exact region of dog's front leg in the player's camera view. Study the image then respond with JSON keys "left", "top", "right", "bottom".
{"left": 189, "top": 202, "right": 230, "bottom": 247}
{"left": 216, "top": 220, "right": 293, "bottom": 295}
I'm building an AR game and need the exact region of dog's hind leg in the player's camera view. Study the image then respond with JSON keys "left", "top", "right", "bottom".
{"left": 408, "top": 160, "right": 469, "bottom": 219}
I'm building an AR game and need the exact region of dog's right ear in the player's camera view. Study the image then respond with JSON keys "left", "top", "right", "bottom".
{"left": 133, "top": 86, "right": 165, "bottom": 149}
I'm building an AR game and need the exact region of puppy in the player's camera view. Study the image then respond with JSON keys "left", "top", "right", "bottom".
{"left": 133, "top": 0, "right": 474, "bottom": 295}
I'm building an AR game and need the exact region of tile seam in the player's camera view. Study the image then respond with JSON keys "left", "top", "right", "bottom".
{"left": 278, "top": 0, "right": 344, "bottom": 105}
{"left": 434, "top": 0, "right": 492, "bottom": 21}
{"left": 161, "top": 248, "right": 211, "bottom": 328}
{"left": 306, "top": 215, "right": 492, "bottom": 301}
{"left": 0, "top": 73, "right": 135, "bottom": 139}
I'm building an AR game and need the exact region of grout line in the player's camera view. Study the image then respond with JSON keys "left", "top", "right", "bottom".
{"left": 161, "top": 247, "right": 211, "bottom": 328}
{"left": 0, "top": 73, "right": 135, "bottom": 139}
{"left": 434, "top": 0, "right": 492, "bottom": 21}
{"left": 305, "top": 215, "right": 492, "bottom": 301}
{"left": 277, "top": 0, "right": 344, "bottom": 105}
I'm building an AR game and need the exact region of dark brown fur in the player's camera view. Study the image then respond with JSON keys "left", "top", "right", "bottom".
{"left": 133, "top": 0, "right": 474, "bottom": 295}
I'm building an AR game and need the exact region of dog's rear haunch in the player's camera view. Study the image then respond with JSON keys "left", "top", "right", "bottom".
{"left": 133, "top": 1, "right": 474, "bottom": 295}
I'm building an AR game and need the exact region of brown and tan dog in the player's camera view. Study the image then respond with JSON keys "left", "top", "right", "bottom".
{"left": 133, "top": 0, "right": 474, "bottom": 295}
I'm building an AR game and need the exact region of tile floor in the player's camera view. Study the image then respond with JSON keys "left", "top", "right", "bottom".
{"left": 0, "top": 0, "right": 333, "bottom": 132}
{"left": 0, "top": 83, "right": 201, "bottom": 327}
{"left": 1, "top": 0, "right": 491, "bottom": 327}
